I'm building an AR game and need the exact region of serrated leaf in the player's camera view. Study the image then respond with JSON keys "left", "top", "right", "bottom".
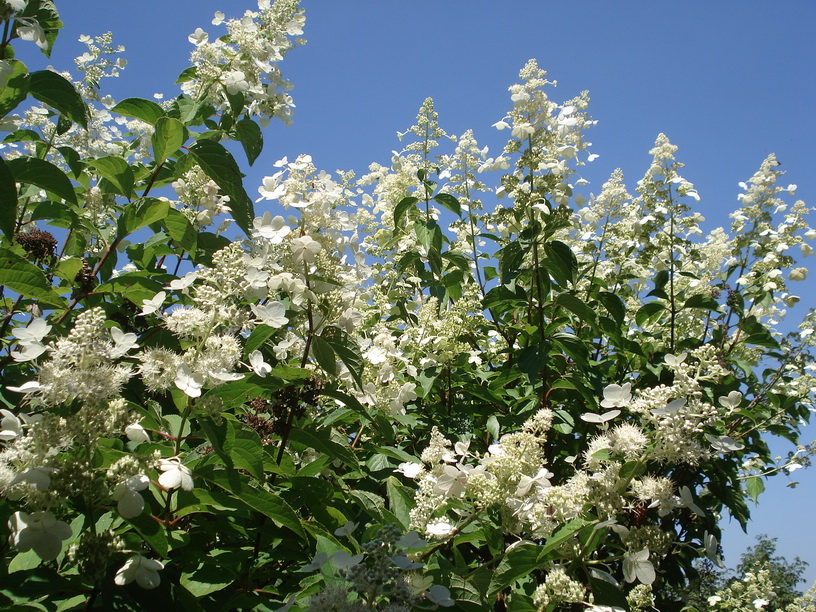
{"left": 745, "top": 476, "right": 765, "bottom": 503}
{"left": 201, "top": 466, "right": 306, "bottom": 540}
{"left": 350, "top": 489, "right": 387, "bottom": 520}
{"left": 235, "top": 117, "right": 263, "bottom": 165}
{"left": 188, "top": 139, "right": 253, "bottom": 236}
{"left": 310, "top": 335, "right": 337, "bottom": 376}
{"left": 0, "top": 247, "right": 65, "bottom": 307}
{"left": 244, "top": 324, "right": 277, "bottom": 356}
{"left": 589, "top": 573, "right": 629, "bottom": 608}
{"left": 542, "top": 240, "right": 578, "bottom": 286}
{"left": 0, "top": 59, "right": 29, "bottom": 119}
{"left": 598, "top": 291, "right": 626, "bottom": 324}
{"left": 321, "top": 327, "right": 364, "bottom": 389}
{"left": 28, "top": 70, "right": 88, "bottom": 128}
{"left": 151, "top": 116, "right": 186, "bottom": 164}
{"left": 394, "top": 196, "right": 418, "bottom": 228}
{"left": 487, "top": 544, "right": 540, "bottom": 598}
{"left": 3, "top": 129, "right": 42, "bottom": 144}
{"left": 17, "top": 1, "right": 62, "bottom": 58}
{"left": 288, "top": 426, "right": 358, "bottom": 470}
{"left": 111, "top": 97, "right": 166, "bottom": 126}
{"left": 684, "top": 293, "right": 721, "bottom": 311}
{"left": 537, "top": 518, "right": 588, "bottom": 560}
{"left": 117, "top": 198, "right": 170, "bottom": 240}
{"left": 85, "top": 156, "right": 134, "bottom": 198}
{"left": 95, "top": 272, "right": 164, "bottom": 304}
{"left": 226, "top": 421, "right": 265, "bottom": 481}
{"left": 6, "top": 157, "right": 76, "bottom": 204}
{"left": 163, "top": 207, "right": 197, "bottom": 252}
{"left": 486, "top": 415, "right": 500, "bottom": 441}
{"left": 175, "top": 66, "right": 197, "bottom": 84}
{"left": 0, "top": 157, "right": 17, "bottom": 238}
{"left": 180, "top": 563, "right": 235, "bottom": 598}
{"left": 125, "top": 512, "right": 168, "bottom": 557}
{"left": 385, "top": 477, "right": 414, "bottom": 530}
{"left": 635, "top": 301, "right": 666, "bottom": 327}
{"left": 555, "top": 292, "right": 597, "bottom": 325}
{"left": 449, "top": 573, "right": 483, "bottom": 606}
{"left": 433, "top": 192, "right": 461, "bottom": 216}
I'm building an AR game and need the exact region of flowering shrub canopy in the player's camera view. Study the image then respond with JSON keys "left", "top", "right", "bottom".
{"left": 0, "top": 1, "right": 814, "bottom": 610}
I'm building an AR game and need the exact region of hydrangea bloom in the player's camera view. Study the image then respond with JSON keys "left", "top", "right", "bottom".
{"left": 9, "top": 511, "right": 73, "bottom": 560}
{"left": 114, "top": 555, "right": 165, "bottom": 589}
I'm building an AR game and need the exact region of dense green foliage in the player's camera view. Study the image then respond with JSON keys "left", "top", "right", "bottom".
{"left": 0, "top": 1, "right": 814, "bottom": 610}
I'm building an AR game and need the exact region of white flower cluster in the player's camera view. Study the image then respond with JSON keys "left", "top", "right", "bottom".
{"left": 182, "top": 0, "right": 305, "bottom": 125}
{"left": 11, "top": 308, "right": 133, "bottom": 407}
{"left": 172, "top": 165, "right": 233, "bottom": 229}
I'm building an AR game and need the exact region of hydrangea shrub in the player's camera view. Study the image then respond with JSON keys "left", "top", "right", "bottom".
{"left": 0, "top": 1, "right": 814, "bottom": 610}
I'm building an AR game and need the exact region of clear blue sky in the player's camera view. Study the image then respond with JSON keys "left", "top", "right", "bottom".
{"left": 18, "top": 0, "right": 816, "bottom": 586}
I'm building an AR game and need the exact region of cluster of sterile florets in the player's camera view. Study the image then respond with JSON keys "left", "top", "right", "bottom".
{"left": 13, "top": 308, "right": 134, "bottom": 407}
{"left": 491, "top": 58, "right": 596, "bottom": 211}
{"left": 172, "top": 165, "right": 234, "bottom": 230}
{"left": 74, "top": 32, "right": 127, "bottom": 100}
{"left": 406, "top": 412, "right": 557, "bottom": 540}
{"left": 183, "top": 0, "right": 305, "bottom": 125}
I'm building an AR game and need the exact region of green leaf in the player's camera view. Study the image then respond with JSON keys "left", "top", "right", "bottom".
{"left": 542, "top": 240, "right": 578, "bottom": 286}
{"left": 433, "top": 192, "right": 462, "bottom": 216}
{"left": 111, "top": 97, "right": 166, "bottom": 126}
{"left": 0, "top": 60, "right": 29, "bottom": 119}
{"left": 684, "top": 293, "right": 721, "bottom": 311}
{"left": 201, "top": 466, "right": 306, "bottom": 540}
{"left": 648, "top": 269, "right": 670, "bottom": 299}
{"left": 321, "top": 326, "right": 364, "bottom": 389}
{"left": 0, "top": 568, "right": 73, "bottom": 603}
{"left": 180, "top": 563, "right": 235, "bottom": 598}
{"left": 95, "top": 272, "right": 164, "bottom": 304}
{"left": 85, "top": 156, "right": 134, "bottom": 198}
{"left": 188, "top": 139, "right": 253, "bottom": 236}
{"left": 287, "top": 426, "right": 358, "bottom": 469}
{"left": 0, "top": 247, "right": 65, "bottom": 307}
{"left": 635, "top": 301, "right": 666, "bottom": 327}
{"left": 235, "top": 118, "right": 263, "bottom": 165}
{"left": 244, "top": 325, "right": 277, "bottom": 356}
{"left": 555, "top": 292, "right": 597, "bottom": 325}
{"left": 537, "top": 518, "right": 588, "bottom": 560}
{"left": 487, "top": 543, "right": 540, "bottom": 598}
{"left": 6, "top": 157, "right": 76, "bottom": 204}
{"left": 385, "top": 476, "right": 414, "bottom": 530}
{"left": 486, "top": 415, "right": 500, "bottom": 441}
{"left": 117, "top": 197, "right": 170, "bottom": 240}
{"left": 163, "top": 208, "right": 198, "bottom": 253}
{"left": 597, "top": 291, "right": 626, "bottom": 325}
{"left": 226, "top": 420, "right": 265, "bottom": 481}
{"left": 176, "top": 66, "right": 197, "bottom": 84}
{"left": 349, "top": 489, "right": 388, "bottom": 521}
{"left": 589, "top": 571, "right": 629, "bottom": 609}
{"left": 151, "top": 116, "right": 186, "bottom": 164}
{"left": 394, "top": 196, "right": 418, "bottom": 228}
{"left": 28, "top": 70, "right": 88, "bottom": 128}
{"left": 745, "top": 476, "right": 765, "bottom": 503}
{"left": 311, "top": 335, "right": 337, "bottom": 376}
{"left": 448, "top": 573, "right": 484, "bottom": 607}
{"left": 0, "top": 157, "right": 17, "bottom": 238}
{"left": 174, "top": 95, "right": 208, "bottom": 126}
{"left": 3, "top": 129, "right": 43, "bottom": 144}
{"left": 125, "top": 512, "right": 169, "bottom": 557}
{"left": 7, "top": 550, "right": 40, "bottom": 574}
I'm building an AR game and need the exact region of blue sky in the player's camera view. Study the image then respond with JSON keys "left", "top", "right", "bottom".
{"left": 18, "top": 0, "right": 816, "bottom": 585}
